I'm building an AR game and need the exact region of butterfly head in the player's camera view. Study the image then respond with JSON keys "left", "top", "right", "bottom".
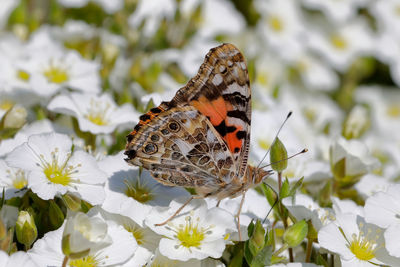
{"left": 246, "top": 165, "right": 273, "bottom": 187}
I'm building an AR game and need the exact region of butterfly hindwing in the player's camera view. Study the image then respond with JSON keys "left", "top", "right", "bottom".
{"left": 125, "top": 105, "right": 238, "bottom": 195}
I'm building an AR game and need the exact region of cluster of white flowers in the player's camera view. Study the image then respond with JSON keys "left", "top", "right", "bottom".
{"left": 0, "top": 0, "right": 400, "bottom": 266}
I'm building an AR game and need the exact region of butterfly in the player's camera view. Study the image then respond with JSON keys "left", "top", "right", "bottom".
{"left": 124, "top": 43, "right": 271, "bottom": 241}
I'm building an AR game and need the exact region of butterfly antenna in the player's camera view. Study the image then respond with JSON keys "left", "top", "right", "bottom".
{"left": 260, "top": 148, "right": 308, "bottom": 169}
{"left": 256, "top": 111, "right": 293, "bottom": 169}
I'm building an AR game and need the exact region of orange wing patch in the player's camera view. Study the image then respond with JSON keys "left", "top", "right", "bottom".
{"left": 190, "top": 96, "right": 244, "bottom": 155}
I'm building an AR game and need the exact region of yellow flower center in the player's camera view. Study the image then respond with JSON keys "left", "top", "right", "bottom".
{"left": 124, "top": 178, "right": 153, "bottom": 203}
{"left": 268, "top": 15, "right": 284, "bottom": 32}
{"left": 84, "top": 100, "right": 111, "bottom": 126}
{"left": 330, "top": 34, "right": 347, "bottom": 50}
{"left": 171, "top": 215, "right": 212, "bottom": 249}
{"left": 348, "top": 229, "right": 379, "bottom": 261}
{"left": 0, "top": 100, "right": 14, "bottom": 111}
{"left": 386, "top": 104, "right": 400, "bottom": 118}
{"left": 40, "top": 149, "right": 79, "bottom": 186}
{"left": 257, "top": 73, "right": 269, "bottom": 86}
{"left": 124, "top": 224, "right": 145, "bottom": 245}
{"left": 395, "top": 5, "right": 400, "bottom": 16}
{"left": 11, "top": 169, "right": 28, "bottom": 189}
{"left": 17, "top": 70, "right": 30, "bottom": 81}
{"left": 43, "top": 64, "right": 69, "bottom": 84}
{"left": 69, "top": 255, "right": 99, "bottom": 267}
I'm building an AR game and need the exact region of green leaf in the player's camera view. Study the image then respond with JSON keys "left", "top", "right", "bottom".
{"left": 280, "top": 178, "right": 290, "bottom": 199}
{"left": 316, "top": 254, "right": 329, "bottom": 267}
{"left": 250, "top": 245, "right": 272, "bottom": 267}
{"left": 289, "top": 177, "right": 304, "bottom": 197}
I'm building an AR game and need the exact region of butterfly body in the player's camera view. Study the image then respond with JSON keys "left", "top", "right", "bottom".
{"left": 124, "top": 44, "right": 271, "bottom": 228}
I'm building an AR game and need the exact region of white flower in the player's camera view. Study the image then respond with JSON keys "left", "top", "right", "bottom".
{"left": 24, "top": 49, "right": 101, "bottom": 97}
{"left": 128, "top": 0, "right": 176, "bottom": 37}
{"left": 99, "top": 211, "right": 160, "bottom": 267}
{"left": 48, "top": 92, "right": 138, "bottom": 134}
{"left": 301, "top": 0, "right": 365, "bottom": 24}
{"left": 62, "top": 211, "right": 112, "bottom": 258}
{"left": 355, "top": 174, "right": 393, "bottom": 198}
{"left": 0, "top": 205, "right": 19, "bottom": 229}
{"left": 331, "top": 197, "right": 364, "bottom": 217}
{"left": 330, "top": 138, "right": 380, "bottom": 180}
{"left": 365, "top": 185, "right": 400, "bottom": 257}
{"left": 318, "top": 213, "right": 400, "bottom": 267}
{"left": 283, "top": 194, "right": 335, "bottom": 231}
{"left": 0, "top": 251, "right": 38, "bottom": 267}
{"left": 145, "top": 198, "right": 236, "bottom": 261}
{"left": 255, "top": 0, "right": 306, "bottom": 61}
{"left": 308, "top": 19, "right": 374, "bottom": 71}
{"left": 100, "top": 152, "right": 190, "bottom": 226}
{"left": 0, "top": 119, "right": 54, "bottom": 157}
{"left": 0, "top": 160, "right": 28, "bottom": 199}
{"left": 57, "top": 0, "right": 124, "bottom": 14}
{"left": 370, "top": 0, "right": 400, "bottom": 40}
{"left": 29, "top": 207, "right": 137, "bottom": 266}
{"left": 6, "top": 132, "right": 107, "bottom": 204}
{"left": 342, "top": 105, "right": 370, "bottom": 139}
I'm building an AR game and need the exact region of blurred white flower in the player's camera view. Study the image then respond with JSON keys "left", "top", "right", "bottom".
{"left": 331, "top": 197, "right": 364, "bottom": 217}
{"left": 255, "top": 0, "right": 306, "bottom": 61}
{"left": 100, "top": 153, "right": 190, "bottom": 226}
{"left": 0, "top": 251, "right": 38, "bottom": 267}
{"left": 0, "top": 205, "right": 19, "bottom": 229}
{"left": 0, "top": 160, "right": 28, "bottom": 199}
{"left": 6, "top": 132, "right": 107, "bottom": 204}
{"left": 0, "top": 0, "right": 19, "bottom": 29}
{"left": 29, "top": 208, "right": 137, "bottom": 266}
{"left": 145, "top": 198, "right": 236, "bottom": 261}
{"left": 342, "top": 105, "right": 370, "bottom": 139}
{"left": 128, "top": 0, "right": 176, "bottom": 37}
{"left": 319, "top": 213, "right": 400, "bottom": 267}
{"left": 23, "top": 49, "right": 101, "bottom": 97}
{"left": 371, "top": 0, "right": 400, "bottom": 40}
{"left": 308, "top": 19, "right": 374, "bottom": 71}
{"left": 57, "top": 0, "right": 124, "bottom": 14}
{"left": 301, "top": 0, "right": 365, "bottom": 24}
{"left": 283, "top": 194, "right": 335, "bottom": 231}
{"left": 48, "top": 92, "right": 138, "bottom": 134}
{"left": 2, "top": 105, "right": 27, "bottom": 129}
{"left": 330, "top": 138, "right": 380, "bottom": 180}
{"left": 365, "top": 185, "right": 400, "bottom": 257}
{"left": 355, "top": 174, "right": 392, "bottom": 198}
{"left": 355, "top": 86, "right": 400, "bottom": 138}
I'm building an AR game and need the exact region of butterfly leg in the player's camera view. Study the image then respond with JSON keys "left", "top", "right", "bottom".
{"left": 236, "top": 190, "right": 247, "bottom": 241}
{"left": 155, "top": 195, "right": 201, "bottom": 226}
{"left": 216, "top": 200, "right": 221, "bottom": 207}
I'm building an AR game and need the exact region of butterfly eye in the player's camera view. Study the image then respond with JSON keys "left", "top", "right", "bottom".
{"left": 143, "top": 143, "right": 158, "bottom": 154}
{"left": 168, "top": 121, "right": 180, "bottom": 132}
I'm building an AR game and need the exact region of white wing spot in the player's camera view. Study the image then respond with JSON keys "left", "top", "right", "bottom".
{"left": 212, "top": 74, "right": 223, "bottom": 86}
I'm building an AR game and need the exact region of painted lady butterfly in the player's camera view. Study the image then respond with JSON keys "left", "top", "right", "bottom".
{"left": 124, "top": 43, "right": 271, "bottom": 240}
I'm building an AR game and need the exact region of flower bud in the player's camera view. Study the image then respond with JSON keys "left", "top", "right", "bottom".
{"left": 342, "top": 105, "right": 370, "bottom": 139}
{"left": 249, "top": 220, "right": 266, "bottom": 254}
{"left": 3, "top": 105, "right": 27, "bottom": 129}
{"left": 62, "top": 212, "right": 111, "bottom": 259}
{"left": 270, "top": 137, "right": 288, "bottom": 172}
{"left": 16, "top": 211, "right": 37, "bottom": 248}
{"left": 283, "top": 220, "right": 308, "bottom": 248}
{"left": 62, "top": 193, "right": 82, "bottom": 212}
{"left": 49, "top": 201, "right": 65, "bottom": 229}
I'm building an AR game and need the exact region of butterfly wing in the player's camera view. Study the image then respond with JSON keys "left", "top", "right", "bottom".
{"left": 125, "top": 105, "right": 237, "bottom": 196}
{"left": 171, "top": 43, "right": 251, "bottom": 177}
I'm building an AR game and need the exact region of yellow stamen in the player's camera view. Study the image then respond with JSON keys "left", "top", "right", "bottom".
{"left": 68, "top": 255, "right": 98, "bottom": 267}
{"left": 84, "top": 100, "right": 111, "bottom": 126}
{"left": 387, "top": 105, "right": 400, "bottom": 118}
{"left": 348, "top": 230, "right": 378, "bottom": 261}
{"left": 17, "top": 70, "right": 30, "bottom": 81}
{"left": 124, "top": 178, "right": 153, "bottom": 203}
{"left": 0, "top": 100, "right": 14, "bottom": 111}
{"left": 43, "top": 64, "right": 69, "bottom": 84}
{"left": 176, "top": 216, "right": 205, "bottom": 248}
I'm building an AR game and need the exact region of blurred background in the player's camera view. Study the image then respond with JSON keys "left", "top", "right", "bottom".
{"left": 0, "top": 0, "right": 400, "bottom": 184}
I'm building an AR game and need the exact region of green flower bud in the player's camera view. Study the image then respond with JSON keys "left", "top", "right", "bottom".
{"left": 283, "top": 220, "right": 308, "bottom": 248}
{"left": 16, "top": 211, "right": 37, "bottom": 248}
{"left": 270, "top": 137, "right": 288, "bottom": 172}
{"left": 49, "top": 200, "right": 65, "bottom": 228}
{"left": 3, "top": 105, "right": 27, "bottom": 129}
{"left": 249, "top": 220, "right": 265, "bottom": 254}
{"left": 62, "top": 193, "right": 82, "bottom": 212}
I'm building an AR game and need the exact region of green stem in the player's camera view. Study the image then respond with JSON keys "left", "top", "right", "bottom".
{"left": 273, "top": 243, "right": 289, "bottom": 257}
{"left": 305, "top": 238, "right": 313, "bottom": 262}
